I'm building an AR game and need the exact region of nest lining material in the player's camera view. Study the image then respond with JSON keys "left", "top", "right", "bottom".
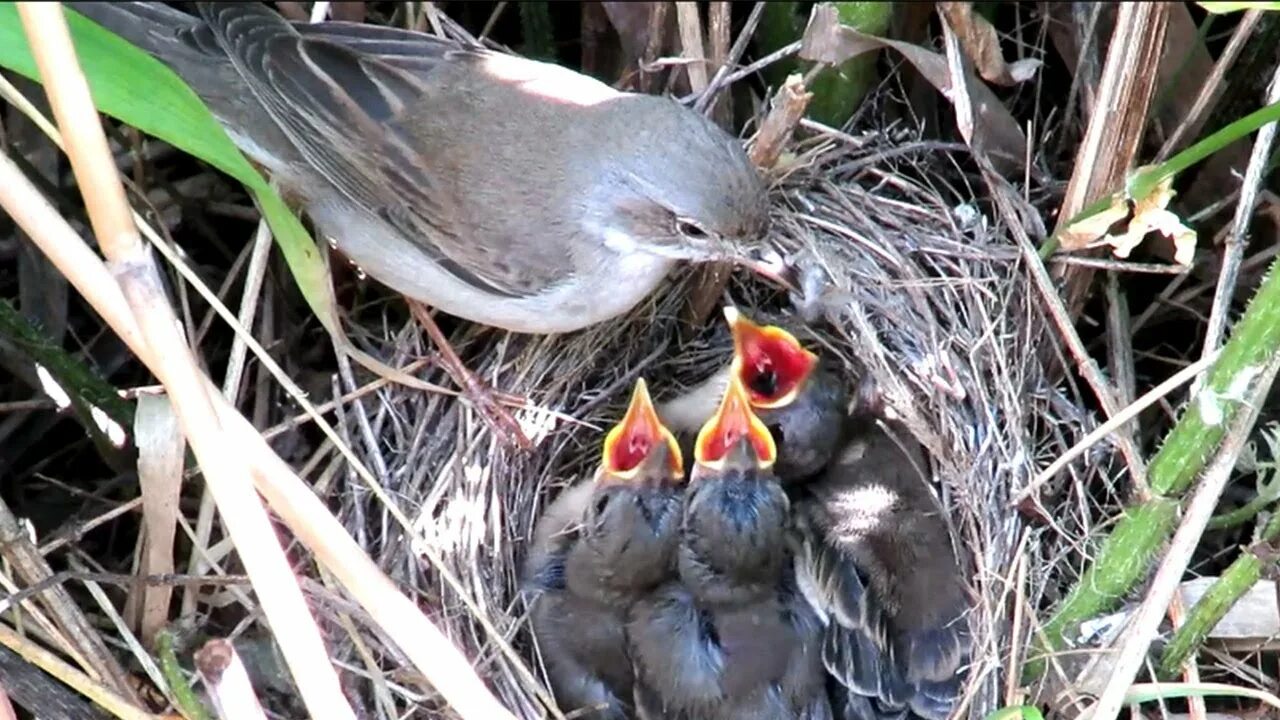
{"left": 327, "top": 125, "right": 1099, "bottom": 719}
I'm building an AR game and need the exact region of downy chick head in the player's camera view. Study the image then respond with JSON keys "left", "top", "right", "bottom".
{"left": 681, "top": 373, "right": 790, "bottom": 594}
{"left": 567, "top": 378, "right": 686, "bottom": 598}
{"left": 725, "top": 306, "right": 849, "bottom": 481}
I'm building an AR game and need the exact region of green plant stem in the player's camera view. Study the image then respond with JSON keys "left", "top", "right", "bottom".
{"left": 807, "top": 3, "right": 892, "bottom": 126}
{"left": 156, "top": 630, "right": 213, "bottom": 720}
{"left": 1208, "top": 490, "right": 1277, "bottom": 528}
{"left": 1041, "top": 97, "right": 1280, "bottom": 258}
{"left": 1030, "top": 250, "right": 1280, "bottom": 679}
{"left": 1157, "top": 510, "right": 1280, "bottom": 677}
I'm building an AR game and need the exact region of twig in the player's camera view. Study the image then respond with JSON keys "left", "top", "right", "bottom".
{"left": 1048, "top": 255, "right": 1189, "bottom": 275}
{"left": 0, "top": 497, "right": 137, "bottom": 703}
{"left": 1199, "top": 62, "right": 1280, "bottom": 370}
{"left": 1086, "top": 344, "right": 1280, "bottom": 719}
{"left": 693, "top": 2, "right": 766, "bottom": 112}
{"left": 675, "top": 2, "right": 708, "bottom": 92}
{"left": 0, "top": 623, "right": 158, "bottom": 720}
{"left": 988, "top": 167, "right": 1151, "bottom": 493}
{"left": 196, "top": 639, "right": 267, "bottom": 720}
{"left": 749, "top": 74, "right": 814, "bottom": 170}
{"left": 1053, "top": 2, "right": 1171, "bottom": 316}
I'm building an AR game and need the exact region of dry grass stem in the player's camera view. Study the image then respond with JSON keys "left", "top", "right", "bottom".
{"left": 1055, "top": 3, "right": 1170, "bottom": 313}
{"left": 0, "top": 495, "right": 135, "bottom": 702}
{"left": 1156, "top": 9, "right": 1264, "bottom": 162}
{"left": 16, "top": 4, "right": 356, "bottom": 717}
{"left": 749, "top": 74, "right": 813, "bottom": 170}
{"left": 196, "top": 639, "right": 269, "bottom": 720}
{"left": 0, "top": 622, "right": 159, "bottom": 720}
{"left": 1020, "top": 350, "right": 1220, "bottom": 503}
{"left": 1200, "top": 65, "right": 1280, "bottom": 364}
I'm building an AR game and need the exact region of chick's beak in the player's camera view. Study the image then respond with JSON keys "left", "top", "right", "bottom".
{"left": 694, "top": 372, "right": 777, "bottom": 471}
{"left": 724, "top": 306, "right": 819, "bottom": 409}
{"left": 601, "top": 378, "right": 685, "bottom": 483}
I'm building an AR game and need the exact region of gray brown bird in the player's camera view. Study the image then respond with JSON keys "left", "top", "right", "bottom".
{"left": 523, "top": 379, "right": 686, "bottom": 719}
{"left": 629, "top": 373, "right": 832, "bottom": 720}
{"left": 793, "top": 414, "right": 970, "bottom": 720}
{"left": 70, "top": 2, "right": 785, "bottom": 443}
{"left": 661, "top": 308, "right": 970, "bottom": 720}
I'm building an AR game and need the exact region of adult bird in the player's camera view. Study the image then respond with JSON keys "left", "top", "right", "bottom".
{"left": 660, "top": 308, "right": 971, "bottom": 719}
{"left": 630, "top": 373, "right": 832, "bottom": 720}
{"left": 69, "top": 2, "right": 785, "bottom": 442}
{"left": 523, "top": 378, "right": 687, "bottom": 719}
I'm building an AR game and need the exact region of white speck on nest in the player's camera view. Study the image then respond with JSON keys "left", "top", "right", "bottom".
{"left": 516, "top": 404, "right": 559, "bottom": 446}
{"left": 413, "top": 474, "right": 488, "bottom": 555}
{"left": 952, "top": 202, "right": 985, "bottom": 232}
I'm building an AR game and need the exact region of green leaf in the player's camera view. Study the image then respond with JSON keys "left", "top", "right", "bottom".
{"left": 0, "top": 5, "right": 340, "bottom": 335}
{"left": 1198, "top": 2, "right": 1280, "bottom": 13}
{"left": 983, "top": 706, "right": 1045, "bottom": 720}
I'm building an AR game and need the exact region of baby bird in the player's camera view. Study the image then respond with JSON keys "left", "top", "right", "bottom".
{"left": 793, "top": 414, "right": 971, "bottom": 720}
{"left": 661, "top": 307, "right": 971, "bottom": 720}
{"left": 524, "top": 379, "right": 686, "bottom": 719}
{"left": 629, "top": 373, "right": 832, "bottom": 720}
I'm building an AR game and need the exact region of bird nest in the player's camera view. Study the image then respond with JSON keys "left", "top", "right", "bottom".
{"left": 328, "top": 118, "right": 1101, "bottom": 719}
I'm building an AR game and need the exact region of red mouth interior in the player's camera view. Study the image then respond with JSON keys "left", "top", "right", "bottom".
{"left": 697, "top": 385, "right": 774, "bottom": 465}
{"left": 736, "top": 330, "right": 815, "bottom": 404}
{"left": 607, "top": 416, "right": 658, "bottom": 473}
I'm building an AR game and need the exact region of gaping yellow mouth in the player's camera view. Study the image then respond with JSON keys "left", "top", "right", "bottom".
{"left": 694, "top": 371, "right": 776, "bottom": 471}
{"left": 601, "top": 378, "right": 684, "bottom": 481}
{"left": 724, "top": 306, "right": 818, "bottom": 410}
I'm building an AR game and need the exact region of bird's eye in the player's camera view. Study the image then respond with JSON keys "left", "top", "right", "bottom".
{"left": 593, "top": 493, "right": 612, "bottom": 518}
{"left": 676, "top": 218, "right": 710, "bottom": 240}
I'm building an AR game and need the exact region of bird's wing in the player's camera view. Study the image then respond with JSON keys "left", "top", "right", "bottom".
{"left": 792, "top": 523, "right": 909, "bottom": 709}
{"left": 795, "top": 418, "right": 971, "bottom": 720}
{"left": 193, "top": 3, "right": 571, "bottom": 298}
{"left": 523, "top": 479, "right": 597, "bottom": 591}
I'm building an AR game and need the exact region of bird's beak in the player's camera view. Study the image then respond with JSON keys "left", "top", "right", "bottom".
{"left": 733, "top": 245, "right": 798, "bottom": 292}
{"left": 694, "top": 372, "right": 777, "bottom": 472}
{"left": 723, "top": 306, "right": 819, "bottom": 410}
{"left": 601, "top": 378, "right": 685, "bottom": 483}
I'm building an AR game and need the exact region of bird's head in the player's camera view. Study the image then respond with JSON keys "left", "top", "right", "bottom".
{"left": 587, "top": 95, "right": 791, "bottom": 286}
{"left": 580, "top": 378, "right": 685, "bottom": 591}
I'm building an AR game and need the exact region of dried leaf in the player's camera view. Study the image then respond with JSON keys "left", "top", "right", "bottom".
{"left": 937, "top": 2, "right": 1042, "bottom": 86}
{"left": 800, "top": 3, "right": 1027, "bottom": 167}
{"left": 1059, "top": 173, "right": 1198, "bottom": 265}
{"left": 1057, "top": 199, "right": 1131, "bottom": 252}
{"left": 131, "top": 394, "right": 187, "bottom": 646}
